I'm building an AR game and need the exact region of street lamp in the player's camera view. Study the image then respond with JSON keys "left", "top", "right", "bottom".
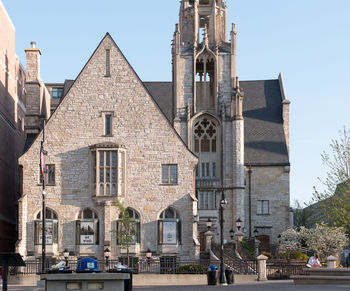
{"left": 39, "top": 115, "right": 48, "bottom": 274}
{"left": 229, "top": 229, "right": 235, "bottom": 240}
{"left": 63, "top": 249, "right": 69, "bottom": 267}
{"left": 236, "top": 218, "right": 243, "bottom": 232}
{"left": 104, "top": 248, "right": 110, "bottom": 269}
{"left": 219, "top": 191, "right": 228, "bottom": 285}
{"left": 206, "top": 218, "right": 212, "bottom": 230}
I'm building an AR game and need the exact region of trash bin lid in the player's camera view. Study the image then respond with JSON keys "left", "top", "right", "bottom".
{"left": 76, "top": 258, "right": 99, "bottom": 272}
{"left": 209, "top": 265, "right": 217, "bottom": 270}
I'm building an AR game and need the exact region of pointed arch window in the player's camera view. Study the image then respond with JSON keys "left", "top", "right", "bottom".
{"left": 34, "top": 208, "right": 58, "bottom": 245}
{"left": 116, "top": 208, "right": 141, "bottom": 245}
{"left": 76, "top": 209, "right": 99, "bottom": 245}
{"left": 196, "top": 54, "right": 215, "bottom": 110}
{"left": 158, "top": 208, "right": 181, "bottom": 245}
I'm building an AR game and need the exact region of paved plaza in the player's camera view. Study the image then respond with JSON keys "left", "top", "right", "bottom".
{"left": 3, "top": 281, "right": 350, "bottom": 291}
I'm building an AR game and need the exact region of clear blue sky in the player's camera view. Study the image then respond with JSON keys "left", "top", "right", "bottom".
{"left": 3, "top": 0, "right": 350, "bottom": 206}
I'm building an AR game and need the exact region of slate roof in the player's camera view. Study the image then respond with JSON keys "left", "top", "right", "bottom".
{"left": 242, "top": 80, "right": 289, "bottom": 165}
{"left": 144, "top": 79, "right": 289, "bottom": 166}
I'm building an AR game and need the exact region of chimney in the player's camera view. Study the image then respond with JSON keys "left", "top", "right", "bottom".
{"left": 25, "top": 41, "right": 41, "bottom": 82}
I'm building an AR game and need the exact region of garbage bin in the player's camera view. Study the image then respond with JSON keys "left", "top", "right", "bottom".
{"left": 207, "top": 265, "right": 218, "bottom": 285}
{"left": 108, "top": 269, "right": 133, "bottom": 291}
{"left": 225, "top": 269, "right": 233, "bottom": 284}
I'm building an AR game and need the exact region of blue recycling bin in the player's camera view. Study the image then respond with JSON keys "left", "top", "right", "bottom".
{"left": 76, "top": 258, "right": 100, "bottom": 273}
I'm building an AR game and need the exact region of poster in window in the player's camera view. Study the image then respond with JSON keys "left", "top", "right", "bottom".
{"left": 163, "top": 221, "right": 177, "bottom": 244}
{"left": 38, "top": 221, "right": 53, "bottom": 244}
{"left": 80, "top": 221, "right": 95, "bottom": 244}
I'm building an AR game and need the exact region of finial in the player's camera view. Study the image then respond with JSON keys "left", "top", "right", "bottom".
{"left": 236, "top": 76, "right": 240, "bottom": 89}
{"left": 30, "top": 41, "right": 36, "bottom": 48}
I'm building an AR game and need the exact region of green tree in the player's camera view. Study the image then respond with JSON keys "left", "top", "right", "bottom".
{"left": 292, "top": 200, "right": 315, "bottom": 229}
{"left": 313, "top": 127, "right": 350, "bottom": 229}
{"left": 113, "top": 200, "right": 137, "bottom": 267}
{"left": 302, "top": 224, "right": 349, "bottom": 259}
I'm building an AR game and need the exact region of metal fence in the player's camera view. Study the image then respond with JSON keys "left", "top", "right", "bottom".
{"left": 8, "top": 259, "right": 214, "bottom": 275}
{"left": 266, "top": 261, "right": 308, "bottom": 280}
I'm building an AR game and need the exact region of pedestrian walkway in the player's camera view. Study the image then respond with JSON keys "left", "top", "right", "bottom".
{"left": 4, "top": 281, "right": 350, "bottom": 291}
{"left": 134, "top": 281, "right": 350, "bottom": 291}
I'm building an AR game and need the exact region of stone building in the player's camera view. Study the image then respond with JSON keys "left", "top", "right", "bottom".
{"left": 0, "top": 1, "right": 26, "bottom": 251}
{"left": 17, "top": 0, "right": 290, "bottom": 260}
{"left": 18, "top": 34, "right": 199, "bottom": 261}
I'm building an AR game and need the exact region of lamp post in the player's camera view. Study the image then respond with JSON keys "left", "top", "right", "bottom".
{"left": 39, "top": 116, "right": 48, "bottom": 274}
{"left": 63, "top": 249, "right": 69, "bottom": 267}
{"left": 104, "top": 248, "right": 110, "bottom": 270}
{"left": 219, "top": 191, "right": 227, "bottom": 285}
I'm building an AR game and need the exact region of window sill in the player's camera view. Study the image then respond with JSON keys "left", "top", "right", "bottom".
{"left": 101, "top": 134, "right": 114, "bottom": 137}
{"left": 160, "top": 183, "right": 178, "bottom": 186}
{"left": 37, "top": 183, "right": 56, "bottom": 186}
{"left": 256, "top": 213, "right": 270, "bottom": 216}
{"left": 104, "top": 74, "right": 111, "bottom": 78}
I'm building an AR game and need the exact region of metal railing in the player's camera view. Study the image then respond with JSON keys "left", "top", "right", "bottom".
{"left": 9, "top": 259, "right": 217, "bottom": 275}
{"left": 267, "top": 261, "right": 308, "bottom": 280}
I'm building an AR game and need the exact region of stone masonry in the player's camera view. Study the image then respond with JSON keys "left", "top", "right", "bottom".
{"left": 18, "top": 34, "right": 199, "bottom": 260}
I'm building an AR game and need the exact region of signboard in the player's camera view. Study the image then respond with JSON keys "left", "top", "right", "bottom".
{"left": 163, "top": 221, "right": 177, "bottom": 244}
{"left": 38, "top": 221, "right": 53, "bottom": 244}
{"left": 80, "top": 221, "right": 94, "bottom": 244}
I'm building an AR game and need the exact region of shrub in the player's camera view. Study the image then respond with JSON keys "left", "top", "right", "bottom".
{"left": 290, "top": 251, "right": 309, "bottom": 261}
{"left": 240, "top": 237, "right": 255, "bottom": 257}
{"left": 176, "top": 264, "right": 207, "bottom": 274}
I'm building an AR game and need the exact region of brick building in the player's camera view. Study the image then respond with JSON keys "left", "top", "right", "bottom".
{"left": 0, "top": 1, "right": 26, "bottom": 251}
{"left": 17, "top": 0, "right": 290, "bottom": 261}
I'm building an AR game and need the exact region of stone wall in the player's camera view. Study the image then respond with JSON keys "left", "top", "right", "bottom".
{"left": 18, "top": 34, "right": 198, "bottom": 260}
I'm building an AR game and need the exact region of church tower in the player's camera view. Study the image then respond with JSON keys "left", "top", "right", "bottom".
{"left": 172, "top": 0, "right": 245, "bottom": 244}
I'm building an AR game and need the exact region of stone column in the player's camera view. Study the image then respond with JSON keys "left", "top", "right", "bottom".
{"left": 327, "top": 256, "right": 337, "bottom": 268}
{"left": 257, "top": 254, "right": 268, "bottom": 281}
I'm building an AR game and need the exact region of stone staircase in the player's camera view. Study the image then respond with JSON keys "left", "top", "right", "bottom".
{"left": 211, "top": 242, "right": 257, "bottom": 275}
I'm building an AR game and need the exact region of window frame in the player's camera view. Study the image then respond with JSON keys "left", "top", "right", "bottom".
{"left": 198, "top": 191, "right": 215, "bottom": 209}
{"left": 76, "top": 209, "right": 99, "bottom": 245}
{"left": 257, "top": 200, "right": 269, "bottom": 215}
{"left": 116, "top": 208, "right": 141, "bottom": 245}
{"left": 34, "top": 209, "right": 58, "bottom": 245}
{"left": 51, "top": 87, "right": 63, "bottom": 99}
{"left": 90, "top": 146, "right": 126, "bottom": 197}
{"left": 158, "top": 208, "right": 181, "bottom": 245}
{"left": 161, "top": 164, "right": 178, "bottom": 185}
{"left": 39, "top": 164, "right": 55, "bottom": 186}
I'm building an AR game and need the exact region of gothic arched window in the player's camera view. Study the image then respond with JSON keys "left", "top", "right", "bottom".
{"left": 34, "top": 208, "right": 58, "bottom": 245}
{"left": 117, "top": 208, "right": 141, "bottom": 245}
{"left": 76, "top": 208, "right": 99, "bottom": 245}
{"left": 158, "top": 208, "right": 181, "bottom": 245}
{"left": 193, "top": 117, "right": 218, "bottom": 178}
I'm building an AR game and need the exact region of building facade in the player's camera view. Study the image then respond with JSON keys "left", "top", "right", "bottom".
{"left": 0, "top": 0, "right": 26, "bottom": 251}
{"left": 18, "top": 34, "right": 199, "bottom": 261}
{"left": 17, "top": 0, "right": 290, "bottom": 260}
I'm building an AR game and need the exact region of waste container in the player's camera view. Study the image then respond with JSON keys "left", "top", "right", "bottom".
{"left": 108, "top": 269, "right": 133, "bottom": 291}
{"left": 207, "top": 265, "right": 218, "bottom": 285}
{"left": 76, "top": 258, "right": 100, "bottom": 273}
{"left": 225, "top": 269, "right": 233, "bottom": 284}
